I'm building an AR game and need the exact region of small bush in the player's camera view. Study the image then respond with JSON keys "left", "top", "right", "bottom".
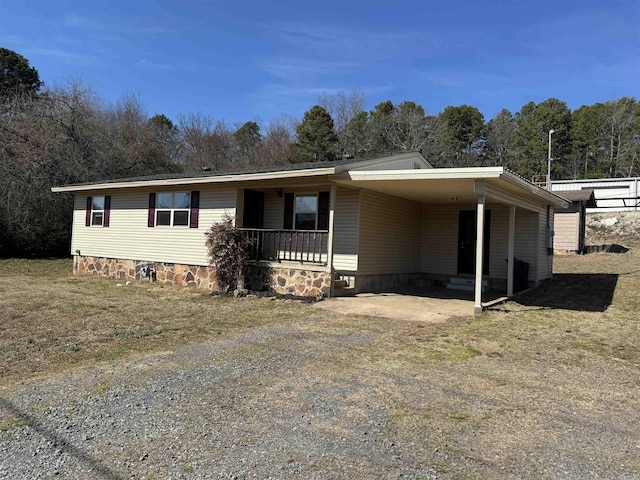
{"left": 205, "top": 217, "right": 253, "bottom": 293}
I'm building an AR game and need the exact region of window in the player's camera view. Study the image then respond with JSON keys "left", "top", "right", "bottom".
{"left": 85, "top": 195, "right": 110, "bottom": 227}
{"left": 156, "top": 192, "right": 191, "bottom": 226}
{"left": 295, "top": 195, "right": 317, "bottom": 230}
{"left": 283, "top": 191, "right": 329, "bottom": 230}
{"left": 91, "top": 196, "right": 105, "bottom": 226}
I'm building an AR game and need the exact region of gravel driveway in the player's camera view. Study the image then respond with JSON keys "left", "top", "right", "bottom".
{"left": 1, "top": 305, "right": 639, "bottom": 479}
{"left": 1, "top": 319, "right": 438, "bottom": 479}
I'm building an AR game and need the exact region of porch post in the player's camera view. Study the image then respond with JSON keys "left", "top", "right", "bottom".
{"left": 507, "top": 205, "right": 516, "bottom": 297}
{"left": 327, "top": 183, "right": 337, "bottom": 296}
{"left": 474, "top": 195, "right": 485, "bottom": 315}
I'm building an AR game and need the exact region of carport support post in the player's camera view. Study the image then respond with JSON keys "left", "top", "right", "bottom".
{"left": 474, "top": 195, "right": 486, "bottom": 315}
{"left": 507, "top": 206, "right": 516, "bottom": 297}
{"left": 327, "top": 183, "right": 337, "bottom": 297}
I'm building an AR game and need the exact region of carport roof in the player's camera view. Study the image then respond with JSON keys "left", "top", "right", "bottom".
{"left": 337, "top": 167, "right": 570, "bottom": 209}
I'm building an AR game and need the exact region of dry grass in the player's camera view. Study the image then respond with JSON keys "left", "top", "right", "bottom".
{"left": 0, "top": 258, "right": 308, "bottom": 386}
{"left": 2, "top": 247, "right": 640, "bottom": 477}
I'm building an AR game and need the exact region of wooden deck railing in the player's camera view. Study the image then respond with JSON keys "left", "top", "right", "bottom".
{"left": 239, "top": 229, "right": 328, "bottom": 265}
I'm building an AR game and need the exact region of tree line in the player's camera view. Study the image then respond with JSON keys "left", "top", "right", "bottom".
{"left": 1, "top": 47, "right": 639, "bottom": 256}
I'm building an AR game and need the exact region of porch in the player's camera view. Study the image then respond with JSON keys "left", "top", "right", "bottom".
{"left": 239, "top": 228, "right": 329, "bottom": 265}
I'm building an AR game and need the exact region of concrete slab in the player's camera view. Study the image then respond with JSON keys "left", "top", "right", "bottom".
{"left": 316, "top": 291, "right": 473, "bottom": 323}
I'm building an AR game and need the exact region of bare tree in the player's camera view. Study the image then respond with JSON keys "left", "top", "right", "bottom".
{"left": 318, "top": 89, "right": 366, "bottom": 157}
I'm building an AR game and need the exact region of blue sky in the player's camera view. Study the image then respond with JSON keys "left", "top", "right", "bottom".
{"left": 2, "top": 0, "right": 638, "bottom": 126}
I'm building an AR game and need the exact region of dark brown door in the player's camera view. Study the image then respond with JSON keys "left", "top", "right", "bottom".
{"left": 457, "top": 210, "right": 491, "bottom": 275}
{"left": 243, "top": 189, "right": 264, "bottom": 228}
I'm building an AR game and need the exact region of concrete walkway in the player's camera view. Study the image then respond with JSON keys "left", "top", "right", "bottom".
{"left": 317, "top": 292, "right": 471, "bottom": 323}
{"left": 316, "top": 286, "right": 507, "bottom": 322}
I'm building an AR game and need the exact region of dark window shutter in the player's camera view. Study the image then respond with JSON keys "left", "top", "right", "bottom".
{"left": 317, "top": 191, "right": 330, "bottom": 230}
{"left": 85, "top": 196, "right": 92, "bottom": 226}
{"left": 103, "top": 195, "right": 111, "bottom": 227}
{"left": 190, "top": 191, "right": 200, "bottom": 228}
{"left": 283, "top": 193, "right": 294, "bottom": 229}
{"left": 148, "top": 193, "right": 156, "bottom": 227}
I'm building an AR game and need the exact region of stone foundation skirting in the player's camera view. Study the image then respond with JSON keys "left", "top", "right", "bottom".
{"left": 74, "top": 256, "right": 331, "bottom": 298}
{"left": 245, "top": 263, "right": 332, "bottom": 298}
{"left": 74, "top": 256, "right": 219, "bottom": 290}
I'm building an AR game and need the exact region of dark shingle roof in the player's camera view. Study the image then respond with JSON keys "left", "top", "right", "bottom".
{"left": 57, "top": 156, "right": 389, "bottom": 188}
{"left": 556, "top": 189, "right": 597, "bottom": 206}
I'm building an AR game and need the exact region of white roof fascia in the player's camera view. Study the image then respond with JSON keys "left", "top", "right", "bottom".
{"left": 498, "top": 170, "right": 571, "bottom": 208}
{"left": 345, "top": 166, "right": 505, "bottom": 181}
{"left": 344, "top": 167, "right": 570, "bottom": 208}
{"left": 51, "top": 167, "right": 336, "bottom": 193}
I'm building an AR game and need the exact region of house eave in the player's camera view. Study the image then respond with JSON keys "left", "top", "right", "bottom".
{"left": 344, "top": 166, "right": 505, "bottom": 181}
{"left": 498, "top": 170, "right": 571, "bottom": 208}
{"left": 51, "top": 167, "right": 337, "bottom": 193}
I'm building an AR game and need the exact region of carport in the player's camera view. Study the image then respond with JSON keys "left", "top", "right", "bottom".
{"left": 334, "top": 167, "right": 570, "bottom": 314}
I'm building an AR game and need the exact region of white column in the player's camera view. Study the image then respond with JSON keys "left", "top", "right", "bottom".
{"left": 474, "top": 195, "right": 485, "bottom": 315}
{"left": 507, "top": 205, "right": 516, "bottom": 297}
{"left": 327, "top": 183, "right": 337, "bottom": 296}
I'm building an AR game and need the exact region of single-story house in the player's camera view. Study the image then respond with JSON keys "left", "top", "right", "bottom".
{"left": 52, "top": 152, "right": 570, "bottom": 314}
{"left": 553, "top": 189, "right": 596, "bottom": 253}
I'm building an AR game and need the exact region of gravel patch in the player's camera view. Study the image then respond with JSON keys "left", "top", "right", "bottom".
{"left": 0, "top": 319, "right": 439, "bottom": 479}
{"left": 2, "top": 297, "right": 639, "bottom": 479}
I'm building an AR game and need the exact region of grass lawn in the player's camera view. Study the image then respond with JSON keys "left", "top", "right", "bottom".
{"left": 0, "top": 258, "right": 308, "bottom": 385}
{"left": 1, "top": 248, "right": 639, "bottom": 477}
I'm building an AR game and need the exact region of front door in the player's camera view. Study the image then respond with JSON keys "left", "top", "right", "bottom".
{"left": 458, "top": 210, "right": 491, "bottom": 275}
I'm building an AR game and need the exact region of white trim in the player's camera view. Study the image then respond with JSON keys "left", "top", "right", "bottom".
{"left": 474, "top": 195, "right": 486, "bottom": 315}
{"left": 482, "top": 184, "right": 545, "bottom": 213}
{"left": 327, "top": 184, "right": 337, "bottom": 295}
{"left": 507, "top": 206, "right": 516, "bottom": 296}
{"left": 51, "top": 167, "right": 336, "bottom": 193}
{"left": 346, "top": 166, "right": 506, "bottom": 181}
{"left": 90, "top": 195, "right": 105, "bottom": 227}
{"left": 345, "top": 167, "right": 570, "bottom": 208}
{"left": 294, "top": 193, "right": 319, "bottom": 230}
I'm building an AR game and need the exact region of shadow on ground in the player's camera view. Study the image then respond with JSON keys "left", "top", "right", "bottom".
{"left": 583, "top": 244, "right": 629, "bottom": 254}
{"left": 513, "top": 273, "right": 618, "bottom": 312}
{"left": 0, "top": 397, "right": 122, "bottom": 479}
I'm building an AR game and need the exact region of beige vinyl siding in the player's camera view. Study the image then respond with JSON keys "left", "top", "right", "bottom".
{"left": 421, "top": 204, "right": 511, "bottom": 278}
{"left": 357, "top": 190, "right": 422, "bottom": 275}
{"left": 421, "top": 204, "right": 460, "bottom": 275}
{"left": 488, "top": 205, "right": 509, "bottom": 279}
{"left": 421, "top": 204, "right": 544, "bottom": 280}
{"left": 235, "top": 189, "right": 244, "bottom": 226}
{"left": 537, "top": 208, "right": 553, "bottom": 280}
{"left": 71, "top": 187, "right": 236, "bottom": 266}
{"left": 514, "top": 209, "right": 538, "bottom": 282}
{"left": 553, "top": 212, "right": 579, "bottom": 251}
{"left": 262, "top": 189, "right": 283, "bottom": 229}
{"left": 333, "top": 186, "right": 359, "bottom": 272}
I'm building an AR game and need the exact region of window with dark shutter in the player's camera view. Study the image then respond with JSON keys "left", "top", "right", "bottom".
{"left": 317, "top": 191, "right": 330, "bottom": 230}
{"left": 87, "top": 196, "right": 105, "bottom": 226}
{"left": 283, "top": 193, "right": 294, "bottom": 229}
{"left": 103, "top": 196, "right": 111, "bottom": 227}
{"left": 190, "top": 191, "right": 200, "bottom": 228}
{"left": 85, "top": 196, "right": 92, "bottom": 227}
{"left": 148, "top": 193, "right": 156, "bottom": 227}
